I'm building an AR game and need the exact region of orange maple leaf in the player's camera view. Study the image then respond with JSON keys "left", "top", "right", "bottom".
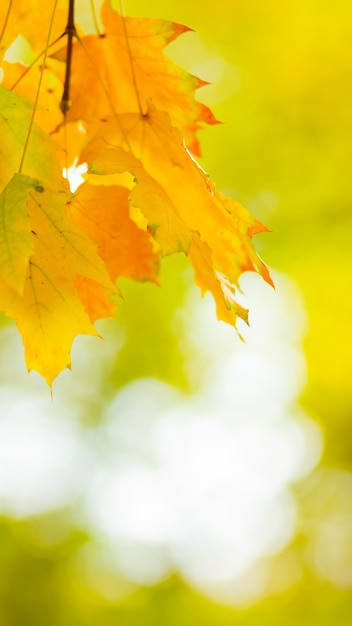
{"left": 68, "top": 182, "right": 160, "bottom": 321}
{"left": 52, "top": 0, "right": 218, "bottom": 155}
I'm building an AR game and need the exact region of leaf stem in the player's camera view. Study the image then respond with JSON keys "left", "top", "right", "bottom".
{"left": 9, "top": 34, "right": 65, "bottom": 91}
{"left": 60, "top": 0, "right": 77, "bottom": 115}
{"left": 18, "top": 0, "right": 59, "bottom": 174}
{"left": 119, "top": 0, "right": 144, "bottom": 117}
{"left": 0, "top": 0, "right": 13, "bottom": 47}
{"left": 89, "top": 0, "right": 102, "bottom": 36}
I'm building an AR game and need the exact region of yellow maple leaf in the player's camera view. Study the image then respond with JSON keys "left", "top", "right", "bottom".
{"left": 81, "top": 103, "right": 272, "bottom": 325}
{"left": 0, "top": 176, "right": 115, "bottom": 384}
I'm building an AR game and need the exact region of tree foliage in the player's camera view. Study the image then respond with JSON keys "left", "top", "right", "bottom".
{"left": 0, "top": 0, "right": 271, "bottom": 384}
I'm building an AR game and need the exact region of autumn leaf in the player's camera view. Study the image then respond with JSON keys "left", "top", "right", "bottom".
{"left": 81, "top": 103, "right": 272, "bottom": 322}
{"left": 70, "top": 182, "right": 160, "bottom": 283}
{"left": 68, "top": 182, "right": 160, "bottom": 321}
{"left": 52, "top": 0, "right": 218, "bottom": 155}
{"left": 0, "top": 176, "right": 115, "bottom": 384}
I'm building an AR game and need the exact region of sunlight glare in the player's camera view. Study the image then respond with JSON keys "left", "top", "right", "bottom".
{"left": 83, "top": 274, "right": 323, "bottom": 603}
{"left": 63, "top": 160, "right": 88, "bottom": 192}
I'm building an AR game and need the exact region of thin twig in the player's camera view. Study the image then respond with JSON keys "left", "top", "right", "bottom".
{"left": 19, "top": 0, "right": 59, "bottom": 173}
{"left": 9, "top": 34, "right": 65, "bottom": 91}
{"left": 60, "top": 0, "right": 77, "bottom": 115}
{"left": 63, "top": 118, "right": 69, "bottom": 179}
{"left": 89, "top": 0, "right": 102, "bottom": 36}
{"left": 0, "top": 0, "right": 13, "bottom": 46}
{"left": 119, "top": 0, "right": 144, "bottom": 117}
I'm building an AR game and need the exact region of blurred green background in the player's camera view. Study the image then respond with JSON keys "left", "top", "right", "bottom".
{"left": 1, "top": 0, "right": 352, "bottom": 624}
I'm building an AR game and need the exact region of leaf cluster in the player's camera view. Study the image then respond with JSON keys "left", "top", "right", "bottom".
{"left": 0, "top": 0, "right": 271, "bottom": 384}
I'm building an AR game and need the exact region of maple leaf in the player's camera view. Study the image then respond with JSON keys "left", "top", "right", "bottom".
{"left": 0, "top": 175, "right": 115, "bottom": 384}
{"left": 52, "top": 0, "right": 218, "bottom": 155}
{"left": 70, "top": 182, "right": 160, "bottom": 284}
{"left": 81, "top": 103, "right": 272, "bottom": 323}
{"left": 68, "top": 182, "right": 160, "bottom": 321}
